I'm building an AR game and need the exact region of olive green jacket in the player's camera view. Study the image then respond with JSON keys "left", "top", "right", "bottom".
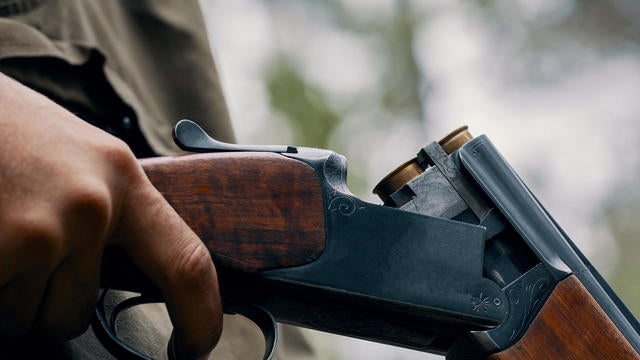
{"left": 0, "top": 0, "right": 234, "bottom": 156}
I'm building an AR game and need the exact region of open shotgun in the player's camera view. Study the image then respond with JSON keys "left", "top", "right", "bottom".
{"left": 97, "top": 121, "right": 640, "bottom": 359}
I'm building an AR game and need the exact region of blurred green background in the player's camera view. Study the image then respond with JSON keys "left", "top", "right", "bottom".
{"left": 200, "top": 0, "right": 640, "bottom": 358}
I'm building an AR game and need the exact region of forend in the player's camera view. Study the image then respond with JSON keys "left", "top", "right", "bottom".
{"left": 101, "top": 120, "right": 640, "bottom": 360}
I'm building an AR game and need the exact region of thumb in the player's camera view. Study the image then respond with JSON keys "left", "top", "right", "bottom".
{"left": 112, "top": 176, "right": 222, "bottom": 359}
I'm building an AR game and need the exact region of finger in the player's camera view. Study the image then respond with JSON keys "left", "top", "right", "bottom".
{"left": 0, "top": 206, "right": 64, "bottom": 286}
{"left": 0, "top": 206, "right": 63, "bottom": 337}
{"left": 34, "top": 252, "right": 102, "bottom": 340}
{"left": 33, "top": 177, "right": 113, "bottom": 339}
{"left": 0, "top": 273, "right": 48, "bottom": 338}
{"left": 113, "top": 178, "right": 222, "bottom": 359}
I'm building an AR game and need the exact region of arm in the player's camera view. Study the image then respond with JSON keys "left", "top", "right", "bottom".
{"left": 0, "top": 73, "right": 221, "bottom": 359}
{"left": 103, "top": 123, "right": 640, "bottom": 359}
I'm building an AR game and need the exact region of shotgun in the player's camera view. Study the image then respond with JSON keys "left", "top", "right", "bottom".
{"left": 97, "top": 121, "right": 640, "bottom": 359}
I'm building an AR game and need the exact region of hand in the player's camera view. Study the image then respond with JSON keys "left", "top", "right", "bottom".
{"left": 0, "top": 73, "right": 222, "bottom": 359}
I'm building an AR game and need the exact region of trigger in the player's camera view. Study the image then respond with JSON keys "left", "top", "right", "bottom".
{"left": 225, "top": 303, "right": 279, "bottom": 360}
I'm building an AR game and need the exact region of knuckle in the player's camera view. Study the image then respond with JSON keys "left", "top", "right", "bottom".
{"left": 171, "top": 241, "right": 214, "bottom": 288}
{"left": 64, "top": 178, "right": 112, "bottom": 229}
{"left": 97, "top": 138, "right": 140, "bottom": 178}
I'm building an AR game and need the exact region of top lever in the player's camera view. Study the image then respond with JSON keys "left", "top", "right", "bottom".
{"left": 173, "top": 119, "right": 298, "bottom": 154}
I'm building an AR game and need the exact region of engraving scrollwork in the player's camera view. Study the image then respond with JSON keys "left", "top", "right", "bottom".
{"left": 328, "top": 191, "right": 364, "bottom": 216}
{"left": 508, "top": 276, "right": 551, "bottom": 341}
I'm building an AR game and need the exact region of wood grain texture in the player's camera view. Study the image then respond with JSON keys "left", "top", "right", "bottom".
{"left": 141, "top": 152, "right": 326, "bottom": 272}
{"left": 487, "top": 275, "right": 639, "bottom": 360}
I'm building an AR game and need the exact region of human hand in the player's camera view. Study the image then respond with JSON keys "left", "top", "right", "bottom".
{"left": 0, "top": 73, "right": 221, "bottom": 359}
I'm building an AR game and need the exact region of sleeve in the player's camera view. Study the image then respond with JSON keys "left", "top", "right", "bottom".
{"left": 0, "top": 0, "right": 45, "bottom": 16}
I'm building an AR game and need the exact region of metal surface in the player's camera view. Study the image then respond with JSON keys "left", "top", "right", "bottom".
{"left": 92, "top": 290, "right": 161, "bottom": 360}
{"left": 457, "top": 136, "right": 573, "bottom": 279}
{"left": 225, "top": 304, "right": 279, "bottom": 360}
{"left": 372, "top": 135, "right": 565, "bottom": 358}
{"left": 173, "top": 119, "right": 297, "bottom": 153}
{"left": 93, "top": 290, "right": 279, "bottom": 360}
{"left": 438, "top": 125, "right": 474, "bottom": 155}
{"left": 398, "top": 165, "right": 468, "bottom": 218}
{"left": 456, "top": 135, "right": 640, "bottom": 355}
{"left": 372, "top": 125, "right": 473, "bottom": 205}
{"left": 418, "top": 143, "right": 491, "bottom": 220}
{"left": 368, "top": 131, "right": 640, "bottom": 357}
{"left": 446, "top": 263, "right": 556, "bottom": 359}
{"left": 372, "top": 158, "right": 424, "bottom": 205}
{"left": 264, "top": 195, "right": 505, "bottom": 327}
{"left": 263, "top": 150, "right": 508, "bottom": 352}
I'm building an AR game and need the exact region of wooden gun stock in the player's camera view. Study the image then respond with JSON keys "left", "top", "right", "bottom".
{"left": 141, "top": 152, "right": 326, "bottom": 272}
{"left": 488, "top": 275, "right": 639, "bottom": 360}
{"left": 101, "top": 151, "right": 327, "bottom": 292}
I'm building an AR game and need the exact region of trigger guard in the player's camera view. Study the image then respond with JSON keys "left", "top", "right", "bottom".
{"left": 225, "top": 303, "right": 279, "bottom": 360}
{"left": 92, "top": 289, "right": 158, "bottom": 360}
{"left": 93, "top": 289, "right": 279, "bottom": 360}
